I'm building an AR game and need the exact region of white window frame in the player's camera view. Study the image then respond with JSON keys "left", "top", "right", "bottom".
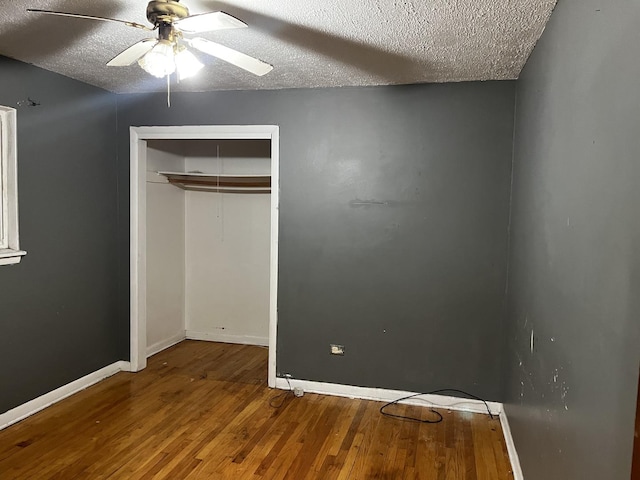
{"left": 0, "top": 106, "right": 26, "bottom": 266}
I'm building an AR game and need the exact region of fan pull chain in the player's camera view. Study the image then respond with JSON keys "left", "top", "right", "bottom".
{"left": 166, "top": 74, "right": 171, "bottom": 107}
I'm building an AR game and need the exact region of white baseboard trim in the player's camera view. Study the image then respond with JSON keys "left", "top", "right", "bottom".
{"left": 147, "top": 331, "right": 186, "bottom": 358}
{"left": 500, "top": 410, "right": 524, "bottom": 480}
{"left": 118, "top": 361, "right": 133, "bottom": 373}
{"left": 186, "top": 330, "right": 269, "bottom": 347}
{"left": 0, "top": 360, "right": 129, "bottom": 431}
{"left": 274, "top": 377, "right": 503, "bottom": 416}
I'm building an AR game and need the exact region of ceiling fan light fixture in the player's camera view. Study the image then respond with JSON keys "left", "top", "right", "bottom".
{"left": 138, "top": 40, "right": 176, "bottom": 78}
{"left": 175, "top": 46, "right": 203, "bottom": 80}
{"left": 29, "top": 3, "right": 273, "bottom": 88}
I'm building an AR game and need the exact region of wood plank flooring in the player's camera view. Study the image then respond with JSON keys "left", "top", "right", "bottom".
{"left": 0, "top": 340, "right": 513, "bottom": 479}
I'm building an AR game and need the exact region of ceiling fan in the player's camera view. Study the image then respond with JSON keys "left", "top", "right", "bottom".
{"left": 27, "top": 0, "right": 273, "bottom": 81}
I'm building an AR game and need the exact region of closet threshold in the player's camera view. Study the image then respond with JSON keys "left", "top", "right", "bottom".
{"left": 157, "top": 171, "right": 271, "bottom": 193}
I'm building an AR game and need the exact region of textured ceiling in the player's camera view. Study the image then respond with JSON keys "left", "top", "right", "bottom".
{"left": 0, "top": 0, "right": 557, "bottom": 93}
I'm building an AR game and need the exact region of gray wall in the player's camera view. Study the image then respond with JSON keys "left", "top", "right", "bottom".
{"left": 0, "top": 56, "right": 119, "bottom": 414}
{"left": 503, "top": 1, "right": 640, "bottom": 478}
{"left": 117, "top": 82, "right": 515, "bottom": 399}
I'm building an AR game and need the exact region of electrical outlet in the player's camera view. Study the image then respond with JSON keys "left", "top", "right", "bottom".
{"left": 330, "top": 344, "right": 345, "bottom": 355}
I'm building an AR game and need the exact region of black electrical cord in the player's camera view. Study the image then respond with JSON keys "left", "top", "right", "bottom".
{"left": 380, "top": 388, "right": 495, "bottom": 424}
{"left": 269, "top": 375, "right": 295, "bottom": 408}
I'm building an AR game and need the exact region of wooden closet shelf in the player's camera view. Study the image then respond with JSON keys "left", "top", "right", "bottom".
{"left": 157, "top": 172, "right": 271, "bottom": 193}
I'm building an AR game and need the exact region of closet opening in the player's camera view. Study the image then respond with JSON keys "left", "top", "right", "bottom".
{"left": 130, "top": 126, "right": 279, "bottom": 388}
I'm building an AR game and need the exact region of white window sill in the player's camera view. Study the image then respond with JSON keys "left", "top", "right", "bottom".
{"left": 0, "top": 249, "right": 27, "bottom": 266}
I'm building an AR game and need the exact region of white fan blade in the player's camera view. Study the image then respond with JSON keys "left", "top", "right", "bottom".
{"left": 27, "top": 9, "right": 153, "bottom": 31}
{"left": 107, "top": 39, "right": 157, "bottom": 66}
{"left": 175, "top": 11, "right": 247, "bottom": 33}
{"left": 188, "top": 38, "right": 273, "bottom": 76}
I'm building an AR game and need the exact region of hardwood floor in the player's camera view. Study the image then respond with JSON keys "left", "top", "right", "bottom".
{"left": 0, "top": 341, "right": 513, "bottom": 479}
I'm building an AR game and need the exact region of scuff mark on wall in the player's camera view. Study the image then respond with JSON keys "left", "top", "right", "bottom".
{"left": 561, "top": 383, "right": 569, "bottom": 411}
{"left": 348, "top": 199, "right": 418, "bottom": 209}
{"left": 530, "top": 329, "right": 535, "bottom": 353}
{"left": 349, "top": 199, "right": 389, "bottom": 207}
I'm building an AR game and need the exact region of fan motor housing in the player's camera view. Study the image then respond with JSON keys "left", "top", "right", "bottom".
{"left": 146, "top": 0, "right": 190, "bottom": 25}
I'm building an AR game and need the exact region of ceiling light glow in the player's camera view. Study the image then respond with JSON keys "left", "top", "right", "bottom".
{"left": 175, "top": 46, "right": 203, "bottom": 80}
{"left": 138, "top": 40, "right": 176, "bottom": 78}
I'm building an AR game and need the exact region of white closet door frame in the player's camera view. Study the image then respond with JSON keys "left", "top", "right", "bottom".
{"left": 129, "top": 125, "right": 280, "bottom": 388}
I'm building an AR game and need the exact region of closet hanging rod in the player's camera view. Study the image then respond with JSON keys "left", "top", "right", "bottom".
{"left": 157, "top": 171, "right": 271, "bottom": 193}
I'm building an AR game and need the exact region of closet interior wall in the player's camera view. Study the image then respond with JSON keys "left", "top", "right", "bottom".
{"left": 146, "top": 143, "right": 186, "bottom": 356}
{"left": 145, "top": 139, "right": 272, "bottom": 356}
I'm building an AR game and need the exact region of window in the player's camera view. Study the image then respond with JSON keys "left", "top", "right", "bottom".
{"left": 0, "top": 106, "right": 26, "bottom": 266}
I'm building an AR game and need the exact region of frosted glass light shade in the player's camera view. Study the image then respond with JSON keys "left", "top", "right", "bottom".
{"left": 175, "top": 47, "right": 203, "bottom": 80}
{"left": 138, "top": 41, "right": 176, "bottom": 78}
